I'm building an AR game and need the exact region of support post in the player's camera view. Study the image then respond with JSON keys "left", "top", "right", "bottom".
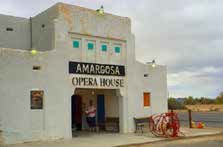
{"left": 170, "top": 109, "right": 174, "bottom": 124}
{"left": 188, "top": 109, "right": 192, "bottom": 128}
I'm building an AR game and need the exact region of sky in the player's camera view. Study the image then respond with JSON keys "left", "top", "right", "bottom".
{"left": 0, "top": 0, "right": 222, "bottom": 98}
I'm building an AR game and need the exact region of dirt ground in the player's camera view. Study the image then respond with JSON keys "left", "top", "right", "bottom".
{"left": 126, "top": 133, "right": 223, "bottom": 147}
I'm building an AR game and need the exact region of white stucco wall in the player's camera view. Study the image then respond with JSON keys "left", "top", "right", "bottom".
{"left": 0, "top": 48, "right": 72, "bottom": 144}
{"left": 147, "top": 65, "right": 168, "bottom": 114}
{"left": 0, "top": 2, "right": 167, "bottom": 144}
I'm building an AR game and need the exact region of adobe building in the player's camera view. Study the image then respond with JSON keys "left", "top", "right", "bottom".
{"left": 0, "top": 3, "right": 168, "bottom": 144}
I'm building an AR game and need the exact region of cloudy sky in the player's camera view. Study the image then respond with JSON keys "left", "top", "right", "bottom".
{"left": 1, "top": 0, "right": 223, "bottom": 98}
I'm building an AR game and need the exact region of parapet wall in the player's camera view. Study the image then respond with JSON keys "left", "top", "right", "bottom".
{"left": 0, "top": 14, "right": 30, "bottom": 50}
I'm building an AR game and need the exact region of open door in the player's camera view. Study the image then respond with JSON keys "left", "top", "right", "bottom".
{"left": 97, "top": 94, "right": 105, "bottom": 130}
{"left": 71, "top": 95, "right": 82, "bottom": 131}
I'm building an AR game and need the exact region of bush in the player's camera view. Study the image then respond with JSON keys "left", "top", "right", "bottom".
{"left": 168, "top": 98, "right": 186, "bottom": 110}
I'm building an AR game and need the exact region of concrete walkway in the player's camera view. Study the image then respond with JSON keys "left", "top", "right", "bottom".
{"left": 181, "top": 127, "right": 222, "bottom": 137}
{"left": 2, "top": 128, "right": 222, "bottom": 147}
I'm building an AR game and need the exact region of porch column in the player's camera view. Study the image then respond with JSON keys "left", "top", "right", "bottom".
{"left": 117, "top": 89, "right": 128, "bottom": 133}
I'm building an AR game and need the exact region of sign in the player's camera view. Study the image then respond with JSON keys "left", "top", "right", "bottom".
{"left": 72, "top": 76, "right": 124, "bottom": 88}
{"left": 69, "top": 61, "right": 125, "bottom": 76}
{"left": 30, "top": 90, "right": 43, "bottom": 109}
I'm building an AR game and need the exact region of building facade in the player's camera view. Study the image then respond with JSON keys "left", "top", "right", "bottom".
{"left": 0, "top": 3, "right": 168, "bottom": 144}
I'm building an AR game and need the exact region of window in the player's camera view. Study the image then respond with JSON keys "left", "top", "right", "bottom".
{"left": 101, "top": 44, "right": 107, "bottom": 52}
{"left": 143, "top": 92, "right": 151, "bottom": 107}
{"left": 144, "top": 74, "right": 149, "bottom": 77}
{"left": 73, "top": 40, "right": 80, "bottom": 48}
{"left": 88, "top": 42, "right": 94, "bottom": 50}
{"left": 31, "top": 90, "right": 44, "bottom": 109}
{"left": 33, "top": 65, "right": 41, "bottom": 70}
{"left": 6, "top": 27, "right": 13, "bottom": 31}
{"left": 115, "top": 46, "right": 121, "bottom": 53}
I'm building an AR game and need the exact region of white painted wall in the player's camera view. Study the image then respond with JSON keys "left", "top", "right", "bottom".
{"left": 105, "top": 94, "right": 119, "bottom": 117}
{"left": 145, "top": 65, "right": 168, "bottom": 114}
{"left": 0, "top": 48, "right": 72, "bottom": 144}
{"left": 0, "top": 2, "right": 167, "bottom": 144}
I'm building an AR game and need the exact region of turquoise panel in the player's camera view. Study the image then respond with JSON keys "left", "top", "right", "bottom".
{"left": 101, "top": 44, "right": 107, "bottom": 52}
{"left": 115, "top": 46, "right": 121, "bottom": 53}
{"left": 88, "top": 43, "right": 94, "bottom": 50}
{"left": 73, "top": 40, "right": 79, "bottom": 48}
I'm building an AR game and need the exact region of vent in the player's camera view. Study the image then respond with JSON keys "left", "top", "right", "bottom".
{"left": 33, "top": 66, "right": 41, "bottom": 70}
{"left": 6, "top": 27, "right": 13, "bottom": 31}
{"left": 144, "top": 74, "right": 149, "bottom": 77}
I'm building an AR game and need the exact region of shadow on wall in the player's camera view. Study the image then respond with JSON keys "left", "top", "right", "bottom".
{"left": 0, "top": 130, "right": 3, "bottom": 145}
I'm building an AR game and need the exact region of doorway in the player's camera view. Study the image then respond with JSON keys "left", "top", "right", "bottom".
{"left": 71, "top": 94, "right": 82, "bottom": 131}
{"left": 97, "top": 94, "right": 105, "bottom": 130}
{"left": 71, "top": 88, "right": 121, "bottom": 135}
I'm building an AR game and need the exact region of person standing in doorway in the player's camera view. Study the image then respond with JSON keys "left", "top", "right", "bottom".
{"left": 85, "top": 100, "right": 96, "bottom": 132}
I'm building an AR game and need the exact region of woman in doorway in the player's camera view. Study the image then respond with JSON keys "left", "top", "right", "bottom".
{"left": 85, "top": 100, "right": 96, "bottom": 132}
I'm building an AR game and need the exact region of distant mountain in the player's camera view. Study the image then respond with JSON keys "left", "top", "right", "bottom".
{"left": 176, "top": 98, "right": 186, "bottom": 104}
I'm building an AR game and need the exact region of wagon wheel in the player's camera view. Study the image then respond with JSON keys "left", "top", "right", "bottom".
{"left": 149, "top": 112, "right": 181, "bottom": 138}
{"left": 165, "top": 113, "right": 180, "bottom": 137}
{"left": 149, "top": 116, "right": 165, "bottom": 137}
{"left": 173, "top": 114, "right": 180, "bottom": 136}
{"left": 165, "top": 122, "right": 174, "bottom": 137}
{"left": 149, "top": 116, "right": 158, "bottom": 136}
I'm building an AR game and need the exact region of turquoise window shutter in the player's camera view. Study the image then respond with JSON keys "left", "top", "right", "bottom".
{"left": 115, "top": 46, "right": 121, "bottom": 53}
{"left": 101, "top": 44, "right": 107, "bottom": 51}
{"left": 73, "top": 40, "right": 79, "bottom": 48}
{"left": 88, "top": 43, "right": 94, "bottom": 50}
